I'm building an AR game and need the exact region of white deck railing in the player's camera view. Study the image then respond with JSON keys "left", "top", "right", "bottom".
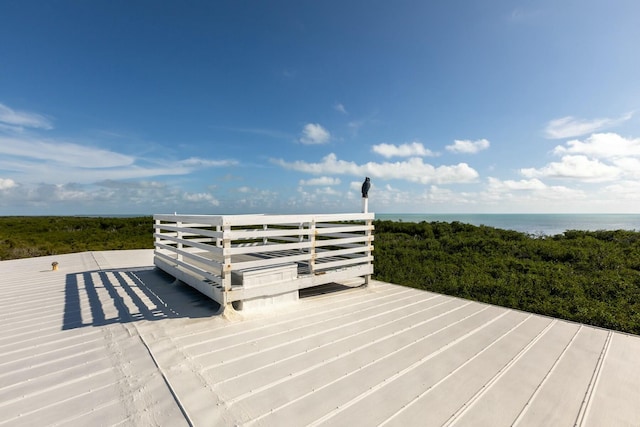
{"left": 153, "top": 213, "right": 374, "bottom": 308}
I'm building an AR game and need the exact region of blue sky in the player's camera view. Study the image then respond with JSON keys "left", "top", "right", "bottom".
{"left": 1, "top": 1, "right": 639, "bottom": 215}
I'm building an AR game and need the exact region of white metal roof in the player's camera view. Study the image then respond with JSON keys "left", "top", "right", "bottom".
{"left": 1, "top": 249, "right": 639, "bottom": 426}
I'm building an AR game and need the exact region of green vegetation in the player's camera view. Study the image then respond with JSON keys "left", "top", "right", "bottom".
{"left": 2, "top": 216, "right": 640, "bottom": 334}
{"left": 373, "top": 220, "right": 640, "bottom": 335}
{"left": 0, "top": 216, "right": 153, "bottom": 260}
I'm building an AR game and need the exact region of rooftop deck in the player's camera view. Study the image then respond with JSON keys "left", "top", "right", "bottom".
{"left": 153, "top": 213, "right": 374, "bottom": 311}
{"left": 2, "top": 249, "right": 640, "bottom": 426}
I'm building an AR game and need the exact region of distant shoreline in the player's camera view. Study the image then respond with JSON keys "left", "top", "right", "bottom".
{"left": 2, "top": 213, "right": 638, "bottom": 237}
{"left": 376, "top": 213, "right": 640, "bottom": 236}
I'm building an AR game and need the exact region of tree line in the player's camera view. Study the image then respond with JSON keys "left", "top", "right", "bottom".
{"left": 0, "top": 216, "right": 153, "bottom": 260}
{"left": 373, "top": 220, "right": 640, "bottom": 335}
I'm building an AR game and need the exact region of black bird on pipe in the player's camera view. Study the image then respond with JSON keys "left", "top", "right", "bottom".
{"left": 361, "top": 177, "right": 370, "bottom": 198}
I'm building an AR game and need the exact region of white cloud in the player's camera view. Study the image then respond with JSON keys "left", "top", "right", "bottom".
{"left": 446, "top": 139, "right": 490, "bottom": 154}
{"left": 0, "top": 103, "right": 53, "bottom": 130}
{"left": 348, "top": 120, "right": 364, "bottom": 133}
{"left": 611, "top": 157, "right": 640, "bottom": 179}
{"left": 334, "top": 103, "right": 348, "bottom": 114}
{"left": 0, "top": 135, "right": 237, "bottom": 184}
{"left": 349, "top": 181, "right": 364, "bottom": 191}
{"left": 179, "top": 157, "right": 238, "bottom": 167}
{"left": 273, "top": 153, "right": 479, "bottom": 184}
{"left": 372, "top": 142, "right": 436, "bottom": 158}
{"left": 520, "top": 155, "right": 620, "bottom": 182}
{"left": 182, "top": 192, "right": 220, "bottom": 205}
{"left": 315, "top": 186, "right": 340, "bottom": 195}
{"left": 0, "top": 178, "right": 17, "bottom": 190}
{"left": 299, "top": 176, "right": 341, "bottom": 186}
{"left": 344, "top": 183, "right": 476, "bottom": 212}
{"left": 544, "top": 112, "right": 633, "bottom": 139}
{"left": 603, "top": 180, "right": 640, "bottom": 199}
{"left": 521, "top": 132, "right": 640, "bottom": 185}
{"left": 553, "top": 133, "right": 640, "bottom": 159}
{"left": 0, "top": 136, "right": 134, "bottom": 168}
{"left": 299, "top": 123, "right": 331, "bottom": 145}
{"left": 236, "top": 188, "right": 282, "bottom": 210}
{"left": 485, "top": 177, "right": 585, "bottom": 206}
{"left": 0, "top": 179, "right": 229, "bottom": 214}
{"left": 0, "top": 104, "right": 243, "bottom": 212}
{"left": 487, "top": 177, "right": 547, "bottom": 191}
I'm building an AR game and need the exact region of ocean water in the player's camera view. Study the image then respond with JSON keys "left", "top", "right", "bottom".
{"left": 375, "top": 213, "right": 640, "bottom": 236}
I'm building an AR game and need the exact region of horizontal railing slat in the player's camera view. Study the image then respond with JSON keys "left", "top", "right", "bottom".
{"left": 214, "top": 212, "right": 374, "bottom": 226}
{"left": 155, "top": 245, "right": 224, "bottom": 272}
{"left": 154, "top": 251, "right": 223, "bottom": 285}
{"left": 315, "top": 246, "right": 370, "bottom": 259}
{"left": 315, "top": 225, "right": 372, "bottom": 234}
{"left": 154, "top": 214, "right": 224, "bottom": 226}
{"left": 314, "top": 235, "right": 372, "bottom": 247}
{"left": 227, "top": 228, "right": 311, "bottom": 239}
{"left": 227, "top": 241, "right": 311, "bottom": 255}
{"left": 232, "top": 253, "right": 311, "bottom": 271}
{"left": 154, "top": 234, "right": 223, "bottom": 255}
{"left": 314, "top": 255, "right": 373, "bottom": 271}
{"left": 155, "top": 224, "right": 222, "bottom": 239}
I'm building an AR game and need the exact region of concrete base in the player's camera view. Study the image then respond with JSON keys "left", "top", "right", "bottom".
{"left": 231, "top": 263, "right": 299, "bottom": 311}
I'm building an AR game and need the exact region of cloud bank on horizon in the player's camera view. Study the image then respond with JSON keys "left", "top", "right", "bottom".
{"left": 0, "top": 1, "right": 639, "bottom": 215}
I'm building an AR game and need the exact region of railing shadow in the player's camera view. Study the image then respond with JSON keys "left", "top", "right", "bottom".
{"left": 62, "top": 267, "right": 220, "bottom": 330}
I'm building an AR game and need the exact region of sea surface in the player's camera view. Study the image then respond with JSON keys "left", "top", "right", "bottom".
{"left": 375, "top": 213, "right": 640, "bottom": 236}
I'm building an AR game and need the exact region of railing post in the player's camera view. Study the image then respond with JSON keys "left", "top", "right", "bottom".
{"left": 221, "top": 224, "right": 232, "bottom": 292}
{"left": 309, "top": 219, "right": 316, "bottom": 274}
{"left": 298, "top": 222, "right": 305, "bottom": 254}
{"left": 364, "top": 217, "right": 373, "bottom": 286}
{"left": 263, "top": 223, "right": 268, "bottom": 245}
{"left": 176, "top": 220, "right": 183, "bottom": 262}
{"left": 154, "top": 218, "right": 161, "bottom": 255}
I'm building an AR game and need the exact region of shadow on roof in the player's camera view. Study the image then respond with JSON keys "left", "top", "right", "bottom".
{"left": 62, "top": 267, "right": 221, "bottom": 330}
{"left": 299, "top": 282, "right": 358, "bottom": 299}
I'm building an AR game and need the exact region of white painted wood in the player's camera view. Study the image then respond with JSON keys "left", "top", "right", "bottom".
{"left": 232, "top": 254, "right": 314, "bottom": 271}
{"left": 212, "top": 212, "right": 374, "bottom": 226}
{"left": 153, "top": 213, "right": 375, "bottom": 310}
{"left": 154, "top": 256, "right": 224, "bottom": 303}
{"left": 154, "top": 252, "right": 223, "bottom": 286}
{"left": 155, "top": 235, "right": 223, "bottom": 255}
{"left": 226, "top": 264, "right": 374, "bottom": 302}
{"left": 314, "top": 235, "right": 373, "bottom": 247}
{"left": 154, "top": 224, "right": 223, "bottom": 239}
{"left": 227, "top": 241, "right": 309, "bottom": 255}
{"left": 154, "top": 214, "right": 224, "bottom": 226}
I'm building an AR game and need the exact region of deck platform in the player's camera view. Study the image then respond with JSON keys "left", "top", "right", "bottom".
{"left": 153, "top": 213, "right": 375, "bottom": 311}
{"left": 2, "top": 249, "right": 640, "bottom": 426}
